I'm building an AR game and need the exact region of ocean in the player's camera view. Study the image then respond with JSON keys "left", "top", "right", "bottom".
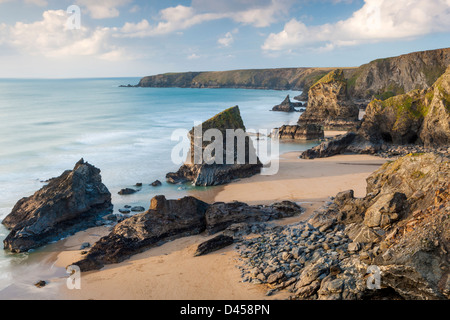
{"left": 0, "top": 78, "right": 319, "bottom": 295}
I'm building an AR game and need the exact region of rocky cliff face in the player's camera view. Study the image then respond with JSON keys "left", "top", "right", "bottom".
{"left": 347, "top": 48, "right": 450, "bottom": 101}
{"left": 360, "top": 66, "right": 450, "bottom": 147}
{"left": 166, "top": 106, "right": 262, "bottom": 186}
{"left": 298, "top": 69, "right": 360, "bottom": 130}
{"left": 237, "top": 153, "right": 450, "bottom": 300}
{"left": 74, "top": 196, "right": 303, "bottom": 271}
{"left": 2, "top": 159, "right": 112, "bottom": 253}
{"left": 301, "top": 66, "right": 450, "bottom": 159}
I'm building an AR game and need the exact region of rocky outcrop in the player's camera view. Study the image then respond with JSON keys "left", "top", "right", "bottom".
{"left": 166, "top": 106, "right": 262, "bottom": 186}
{"left": 271, "top": 95, "right": 302, "bottom": 112}
{"left": 74, "top": 196, "right": 303, "bottom": 271}
{"left": 273, "top": 124, "right": 324, "bottom": 140}
{"left": 2, "top": 159, "right": 112, "bottom": 253}
{"left": 74, "top": 195, "right": 209, "bottom": 271}
{"left": 205, "top": 201, "right": 303, "bottom": 235}
{"left": 298, "top": 69, "right": 360, "bottom": 130}
{"left": 194, "top": 235, "right": 234, "bottom": 257}
{"left": 301, "top": 132, "right": 357, "bottom": 159}
{"left": 237, "top": 153, "right": 450, "bottom": 300}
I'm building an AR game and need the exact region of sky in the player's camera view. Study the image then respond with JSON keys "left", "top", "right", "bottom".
{"left": 0, "top": 0, "right": 449, "bottom": 78}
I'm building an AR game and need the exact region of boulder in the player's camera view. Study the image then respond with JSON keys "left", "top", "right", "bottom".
{"left": 194, "top": 234, "right": 234, "bottom": 257}
{"left": 118, "top": 188, "right": 137, "bottom": 195}
{"left": 166, "top": 106, "right": 262, "bottom": 186}
{"left": 2, "top": 159, "right": 112, "bottom": 253}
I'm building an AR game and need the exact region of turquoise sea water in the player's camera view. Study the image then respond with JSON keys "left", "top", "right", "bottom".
{"left": 0, "top": 78, "right": 319, "bottom": 295}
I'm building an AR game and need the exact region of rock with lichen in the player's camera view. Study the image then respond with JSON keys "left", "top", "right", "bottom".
{"left": 166, "top": 106, "right": 262, "bottom": 186}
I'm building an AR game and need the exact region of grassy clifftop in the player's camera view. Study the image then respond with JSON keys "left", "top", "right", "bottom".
{"left": 137, "top": 67, "right": 341, "bottom": 91}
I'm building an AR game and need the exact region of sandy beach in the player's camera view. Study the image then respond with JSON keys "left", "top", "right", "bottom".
{"left": 51, "top": 151, "right": 386, "bottom": 300}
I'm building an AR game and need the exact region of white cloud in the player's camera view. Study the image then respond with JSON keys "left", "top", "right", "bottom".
{"left": 187, "top": 53, "right": 201, "bottom": 60}
{"left": 263, "top": 0, "right": 450, "bottom": 51}
{"left": 76, "top": 0, "right": 132, "bottom": 19}
{"left": 118, "top": 0, "right": 294, "bottom": 38}
{"left": 218, "top": 32, "right": 234, "bottom": 47}
{"left": 0, "top": 10, "right": 127, "bottom": 61}
{"left": 119, "top": 5, "right": 223, "bottom": 37}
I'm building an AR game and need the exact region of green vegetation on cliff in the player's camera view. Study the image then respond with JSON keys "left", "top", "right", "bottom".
{"left": 313, "top": 69, "right": 346, "bottom": 86}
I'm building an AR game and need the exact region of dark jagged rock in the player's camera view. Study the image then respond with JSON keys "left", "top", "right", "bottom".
{"left": 271, "top": 95, "right": 302, "bottom": 112}
{"left": 194, "top": 235, "right": 234, "bottom": 257}
{"left": 73, "top": 196, "right": 303, "bottom": 271}
{"left": 298, "top": 69, "right": 360, "bottom": 130}
{"left": 273, "top": 124, "right": 324, "bottom": 140}
{"left": 166, "top": 106, "right": 262, "bottom": 186}
{"left": 205, "top": 201, "right": 302, "bottom": 235}
{"left": 150, "top": 180, "right": 162, "bottom": 186}
{"left": 74, "top": 195, "right": 209, "bottom": 271}
{"left": 118, "top": 188, "right": 137, "bottom": 195}
{"left": 2, "top": 159, "right": 112, "bottom": 253}
{"left": 300, "top": 132, "right": 357, "bottom": 159}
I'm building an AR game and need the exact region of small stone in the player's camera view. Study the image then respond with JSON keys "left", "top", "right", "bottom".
{"left": 118, "top": 188, "right": 137, "bottom": 195}
{"left": 80, "top": 242, "right": 90, "bottom": 250}
{"left": 151, "top": 180, "right": 162, "bottom": 187}
{"left": 282, "top": 252, "right": 293, "bottom": 261}
{"left": 135, "top": 183, "right": 143, "bottom": 187}
{"left": 118, "top": 209, "right": 131, "bottom": 214}
{"left": 348, "top": 242, "right": 361, "bottom": 252}
{"left": 34, "top": 280, "right": 46, "bottom": 288}
{"left": 267, "top": 271, "right": 285, "bottom": 284}
{"left": 131, "top": 206, "right": 146, "bottom": 212}
{"left": 266, "top": 289, "right": 277, "bottom": 296}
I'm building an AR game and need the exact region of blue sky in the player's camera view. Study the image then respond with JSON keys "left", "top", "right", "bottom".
{"left": 0, "top": 0, "right": 449, "bottom": 78}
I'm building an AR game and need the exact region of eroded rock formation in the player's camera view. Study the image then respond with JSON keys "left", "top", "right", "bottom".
{"left": 298, "top": 69, "right": 360, "bottom": 130}
{"left": 2, "top": 159, "right": 112, "bottom": 253}
{"left": 166, "top": 106, "right": 262, "bottom": 186}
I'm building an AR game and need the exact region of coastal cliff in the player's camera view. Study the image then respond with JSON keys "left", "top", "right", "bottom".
{"left": 346, "top": 48, "right": 450, "bottom": 101}
{"left": 133, "top": 48, "right": 450, "bottom": 105}
{"left": 137, "top": 68, "right": 338, "bottom": 91}
{"left": 301, "top": 65, "right": 450, "bottom": 159}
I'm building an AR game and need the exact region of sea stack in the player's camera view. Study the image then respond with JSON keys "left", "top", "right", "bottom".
{"left": 271, "top": 95, "right": 300, "bottom": 112}
{"left": 166, "top": 106, "right": 262, "bottom": 186}
{"left": 298, "top": 69, "right": 360, "bottom": 130}
{"left": 2, "top": 159, "right": 113, "bottom": 253}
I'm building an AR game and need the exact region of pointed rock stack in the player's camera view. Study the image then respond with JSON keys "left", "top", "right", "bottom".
{"left": 166, "top": 106, "right": 262, "bottom": 186}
